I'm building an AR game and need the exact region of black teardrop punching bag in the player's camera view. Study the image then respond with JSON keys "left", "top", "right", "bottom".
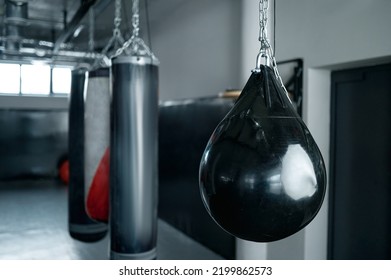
{"left": 199, "top": 65, "right": 326, "bottom": 242}
{"left": 68, "top": 69, "right": 108, "bottom": 242}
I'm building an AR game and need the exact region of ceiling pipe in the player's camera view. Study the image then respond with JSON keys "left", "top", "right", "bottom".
{"left": 0, "top": 45, "right": 103, "bottom": 67}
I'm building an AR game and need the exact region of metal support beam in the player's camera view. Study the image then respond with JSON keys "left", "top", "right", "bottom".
{"left": 53, "top": 0, "right": 97, "bottom": 53}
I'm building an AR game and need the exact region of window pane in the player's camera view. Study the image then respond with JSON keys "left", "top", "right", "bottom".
{"left": 52, "top": 67, "right": 72, "bottom": 94}
{"left": 21, "top": 64, "right": 50, "bottom": 95}
{"left": 0, "top": 63, "right": 20, "bottom": 94}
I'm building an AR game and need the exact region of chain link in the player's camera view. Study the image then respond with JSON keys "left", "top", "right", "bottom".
{"left": 255, "top": 0, "right": 288, "bottom": 96}
{"left": 259, "top": 0, "right": 270, "bottom": 51}
{"left": 90, "top": 0, "right": 125, "bottom": 69}
{"left": 132, "top": 0, "right": 140, "bottom": 38}
{"left": 90, "top": 0, "right": 156, "bottom": 69}
{"left": 113, "top": 0, "right": 122, "bottom": 36}
{"left": 112, "top": 0, "right": 156, "bottom": 60}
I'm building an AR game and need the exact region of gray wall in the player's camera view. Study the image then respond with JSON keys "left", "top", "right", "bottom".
{"left": 275, "top": 0, "right": 391, "bottom": 67}
{"left": 0, "top": 95, "right": 68, "bottom": 109}
{"left": 150, "top": 0, "right": 242, "bottom": 101}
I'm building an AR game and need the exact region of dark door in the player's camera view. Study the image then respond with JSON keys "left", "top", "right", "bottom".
{"left": 329, "top": 63, "right": 391, "bottom": 259}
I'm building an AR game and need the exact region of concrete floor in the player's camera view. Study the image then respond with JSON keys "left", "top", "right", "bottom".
{"left": 0, "top": 179, "right": 223, "bottom": 260}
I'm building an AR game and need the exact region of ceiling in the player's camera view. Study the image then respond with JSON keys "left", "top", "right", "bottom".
{"left": 0, "top": 0, "right": 181, "bottom": 66}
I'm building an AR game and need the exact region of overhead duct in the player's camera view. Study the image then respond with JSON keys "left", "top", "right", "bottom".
{"left": 4, "top": 0, "right": 28, "bottom": 52}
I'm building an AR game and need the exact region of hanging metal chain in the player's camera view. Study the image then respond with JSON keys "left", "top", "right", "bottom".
{"left": 88, "top": 8, "right": 95, "bottom": 52}
{"left": 90, "top": 0, "right": 126, "bottom": 69}
{"left": 113, "top": 0, "right": 156, "bottom": 59}
{"left": 256, "top": 0, "right": 271, "bottom": 68}
{"left": 259, "top": 0, "right": 270, "bottom": 52}
{"left": 132, "top": 0, "right": 140, "bottom": 38}
{"left": 102, "top": 0, "right": 126, "bottom": 56}
{"left": 113, "top": 0, "right": 122, "bottom": 37}
{"left": 255, "top": 0, "right": 288, "bottom": 96}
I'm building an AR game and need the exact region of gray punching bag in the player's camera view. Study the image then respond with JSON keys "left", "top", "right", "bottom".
{"left": 110, "top": 55, "right": 159, "bottom": 260}
{"left": 68, "top": 68, "right": 107, "bottom": 242}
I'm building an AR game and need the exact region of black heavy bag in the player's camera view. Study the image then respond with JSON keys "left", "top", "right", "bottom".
{"left": 110, "top": 55, "right": 159, "bottom": 260}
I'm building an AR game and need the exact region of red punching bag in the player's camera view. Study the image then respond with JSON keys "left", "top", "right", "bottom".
{"left": 59, "top": 159, "right": 69, "bottom": 185}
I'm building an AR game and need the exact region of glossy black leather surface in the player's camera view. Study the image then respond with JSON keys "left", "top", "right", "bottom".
{"left": 199, "top": 66, "right": 327, "bottom": 242}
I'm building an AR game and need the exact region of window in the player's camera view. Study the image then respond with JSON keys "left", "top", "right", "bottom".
{"left": 21, "top": 64, "right": 51, "bottom": 95}
{"left": 0, "top": 63, "right": 20, "bottom": 94}
{"left": 0, "top": 63, "right": 72, "bottom": 96}
{"left": 52, "top": 67, "right": 72, "bottom": 94}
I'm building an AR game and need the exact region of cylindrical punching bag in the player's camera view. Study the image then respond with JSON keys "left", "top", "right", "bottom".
{"left": 110, "top": 55, "right": 159, "bottom": 260}
{"left": 84, "top": 68, "right": 111, "bottom": 223}
{"left": 68, "top": 68, "right": 107, "bottom": 242}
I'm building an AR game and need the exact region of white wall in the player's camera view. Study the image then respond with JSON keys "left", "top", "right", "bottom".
{"left": 240, "top": 0, "right": 391, "bottom": 259}
{"left": 150, "top": 0, "right": 242, "bottom": 101}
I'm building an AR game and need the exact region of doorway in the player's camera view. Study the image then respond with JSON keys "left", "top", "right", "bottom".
{"left": 328, "top": 63, "right": 391, "bottom": 259}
